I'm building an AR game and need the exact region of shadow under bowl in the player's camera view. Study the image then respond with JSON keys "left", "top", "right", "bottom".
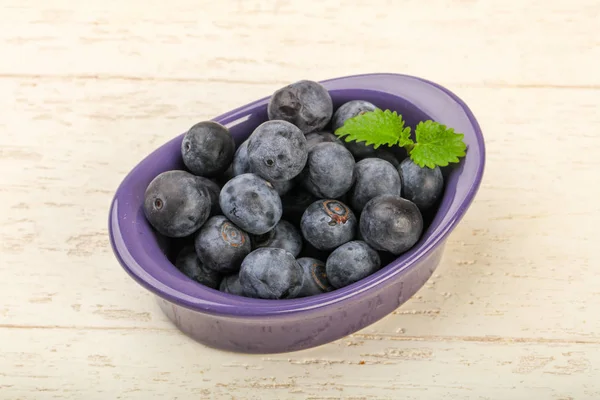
{"left": 108, "top": 73, "right": 486, "bottom": 354}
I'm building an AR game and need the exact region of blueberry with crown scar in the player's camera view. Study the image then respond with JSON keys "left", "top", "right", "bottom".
{"left": 301, "top": 199, "right": 357, "bottom": 251}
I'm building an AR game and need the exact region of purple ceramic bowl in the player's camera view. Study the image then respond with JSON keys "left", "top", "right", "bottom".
{"left": 108, "top": 73, "right": 485, "bottom": 354}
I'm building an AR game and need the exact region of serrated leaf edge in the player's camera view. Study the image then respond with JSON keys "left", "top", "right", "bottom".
{"left": 334, "top": 107, "right": 468, "bottom": 169}
{"left": 333, "top": 107, "right": 408, "bottom": 149}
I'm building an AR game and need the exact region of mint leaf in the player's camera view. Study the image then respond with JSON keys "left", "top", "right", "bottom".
{"left": 410, "top": 120, "right": 466, "bottom": 168}
{"left": 334, "top": 108, "right": 412, "bottom": 149}
{"left": 331, "top": 106, "right": 468, "bottom": 168}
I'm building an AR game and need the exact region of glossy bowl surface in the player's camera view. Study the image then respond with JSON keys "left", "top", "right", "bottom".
{"left": 108, "top": 73, "right": 485, "bottom": 353}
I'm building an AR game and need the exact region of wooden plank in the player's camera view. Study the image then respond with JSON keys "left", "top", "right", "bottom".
{"left": 0, "top": 328, "right": 598, "bottom": 399}
{"left": 0, "top": 1, "right": 598, "bottom": 87}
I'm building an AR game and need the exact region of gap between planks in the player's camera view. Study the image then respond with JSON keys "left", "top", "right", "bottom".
{"left": 1, "top": 324, "right": 599, "bottom": 346}
{"left": 0, "top": 73, "right": 599, "bottom": 91}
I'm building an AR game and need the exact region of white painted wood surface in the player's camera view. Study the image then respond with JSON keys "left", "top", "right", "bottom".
{"left": 1, "top": 0, "right": 599, "bottom": 398}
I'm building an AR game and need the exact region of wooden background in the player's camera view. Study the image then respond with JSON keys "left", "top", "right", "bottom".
{"left": 1, "top": 0, "right": 599, "bottom": 399}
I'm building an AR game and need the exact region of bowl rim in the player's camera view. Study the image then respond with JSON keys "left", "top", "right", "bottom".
{"left": 108, "top": 72, "right": 486, "bottom": 318}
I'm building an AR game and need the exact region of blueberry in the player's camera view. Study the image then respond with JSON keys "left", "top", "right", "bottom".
{"left": 270, "top": 179, "right": 295, "bottom": 196}
{"left": 181, "top": 121, "right": 235, "bottom": 177}
{"left": 175, "top": 245, "right": 221, "bottom": 289}
{"left": 305, "top": 131, "right": 341, "bottom": 151}
{"left": 301, "top": 199, "right": 357, "bottom": 251}
{"left": 389, "top": 146, "right": 409, "bottom": 164}
{"left": 399, "top": 158, "right": 444, "bottom": 212}
{"left": 296, "top": 257, "right": 333, "bottom": 297}
{"left": 343, "top": 142, "right": 401, "bottom": 165}
{"left": 251, "top": 220, "right": 302, "bottom": 257}
{"left": 344, "top": 140, "right": 379, "bottom": 159}
{"left": 239, "top": 248, "right": 304, "bottom": 299}
{"left": 331, "top": 99, "right": 382, "bottom": 160}
{"left": 349, "top": 158, "right": 402, "bottom": 213}
{"left": 231, "top": 140, "right": 252, "bottom": 176}
{"left": 360, "top": 195, "right": 423, "bottom": 255}
{"left": 219, "top": 173, "right": 282, "bottom": 235}
{"left": 373, "top": 148, "right": 401, "bottom": 169}
{"left": 301, "top": 142, "right": 355, "bottom": 198}
{"left": 332, "top": 100, "right": 377, "bottom": 131}
{"left": 326, "top": 241, "right": 381, "bottom": 289}
{"left": 247, "top": 120, "right": 308, "bottom": 182}
{"left": 280, "top": 186, "right": 318, "bottom": 226}
{"left": 268, "top": 80, "right": 333, "bottom": 134}
{"left": 214, "top": 167, "right": 234, "bottom": 188}
{"left": 194, "top": 216, "right": 251, "bottom": 274}
{"left": 143, "top": 170, "right": 212, "bottom": 237}
{"left": 219, "top": 273, "right": 246, "bottom": 296}
{"left": 232, "top": 139, "right": 294, "bottom": 195}
{"left": 195, "top": 176, "right": 222, "bottom": 216}
{"left": 343, "top": 141, "right": 401, "bottom": 168}
{"left": 297, "top": 239, "right": 332, "bottom": 262}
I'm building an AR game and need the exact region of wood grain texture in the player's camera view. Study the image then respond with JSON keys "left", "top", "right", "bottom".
{"left": 1, "top": 0, "right": 599, "bottom": 398}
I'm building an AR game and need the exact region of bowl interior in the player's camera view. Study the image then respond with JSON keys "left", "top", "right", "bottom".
{"left": 109, "top": 73, "right": 485, "bottom": 317}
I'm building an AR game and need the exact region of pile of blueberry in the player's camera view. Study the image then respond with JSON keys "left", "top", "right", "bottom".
{"left": 143, "top": 80, "right": 445, "bottom": 300}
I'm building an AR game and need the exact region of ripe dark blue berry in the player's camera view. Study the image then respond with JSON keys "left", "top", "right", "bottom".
{"left": 305, "top": 131, "right": 341, "bottom": 151}
{"left": 344, "top": 140, "right": 378, "bottom": 159}
{"left": 399, "top": 158, "right": 444, "bottom": 212}
{"left": 181, "top": 121, "right": 235, "bottom": 177}
{"left": 251, "top": 219, "right": 302, "bottom": 257}
{"left": 268, "top": 80, "right": 333, "bottom": 134}
{"left": 301, "top": 199, "right": 357, "bottom": 251}
{"left": 301, "top": 142, "right": 355, "bottom": 199}
{"left": 332, "top": 100, "right": 377, "bottom": 132}
{"left": 239, "top": 248, "right": 303, "bottom": 299}
{"left": 219, "top": 173, "right": 282, "bottom": 235}
{"left": 143, "top": 170, "right": 212, "bottom": 237}
{"left": 231, "top": 140, "right": 252, "bottom": 176}
{"left": 231, "top": 139, "right": 294, "bottom": 196}
{"left": 297, "top": 240, "right": 332, "bottom": 262}
{"left": 344, "top": 142, "right": 401, "bottom": 169}
{"left": 247, "top": 120, "right": 308, "bottom": 182}
{"left": 194, "top": 216, "right": 251, "bottom": 274}
{"left": 296, "top": 257, "right": 333, "bottom": 297}
{"left": 219, "top": 273, "right": 245, "bottom": 296}
{"left": 360, "top": 195, "right": 423, "bottom": 255}
{"left": 196, "top": 176, "right": 222, "bottom": 217}
{"left": 349, "top": 158, "right": 402, "bottom": 212}
{"left": 373, "top": 148, "right": 401, "bottom": 168}
{"left": 270, "top": 179, "right": 294, "bottom": 196}
{"left": 281, "top": 186, "right": 318, "bottom": 226}
{"left": 175, "top": 245, "right": 221, "bottom": 289}
{"left": 332, "top": 100, "right": 386, "bottom": 161}
{"left": 326, "top": 241, "right": 381, "bottom": 289}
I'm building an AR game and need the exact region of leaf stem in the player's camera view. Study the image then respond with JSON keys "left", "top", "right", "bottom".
{"left": 402, "top": 142, "right": 415, "bottom": 154}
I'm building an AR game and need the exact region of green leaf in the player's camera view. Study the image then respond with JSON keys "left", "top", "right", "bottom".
{"left": 410, "top": 120, "right": 467, "bottom": 169}
{"left": 334, "top": 108, "right": 412, "bottom": 149}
